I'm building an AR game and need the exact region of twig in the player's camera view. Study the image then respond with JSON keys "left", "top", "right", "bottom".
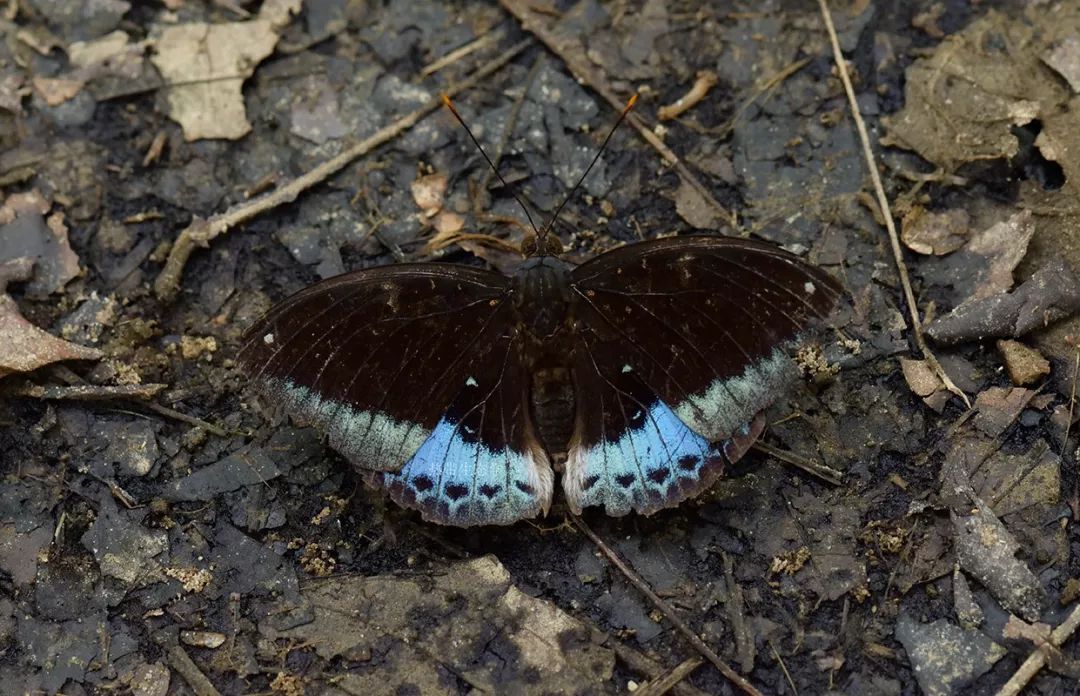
{"left": 715, "top": 58, "right": 810, "bottom": 138}
{"left": 632, "top": 656, "right": 705, "bottom": 696}
{"left": 421, "top": 29, "right": 505, "bottom": 76}
{"left": 142, "top": 401, "right": 229, "bottom": 438}
{"left": 994, "top": 602, "right": 1080, "bottom": 696}
{"left": 154, "top": 631, "right": 223, "bottom": 696}
{"left": 770, "top": 641, "right": 799, "bottom": 696}
{"left": 498, "top": 0, "right": 735, "bottom": 229}
{"left": 153, "top": 38, "right": 533, "bottom": 302}
{"left": 570, "top": 515, "right": 765, "bottom": 696}
{"left": 658, "top": 71, "right": 718, "bottom": 121}
{"left": 610, "top": 643, "right": 713, "bottom": 696}
{"left": 752, "top": 440, "right": 843, "bottom": 486}
{"left": 9, "top": 382, "right": 167, "bottom": 401}
{"left": 817, "top": 0, "right": 969, "bottom": 407}
{"left": 1063, "top": 337, "right": 1078, "bottom": 452}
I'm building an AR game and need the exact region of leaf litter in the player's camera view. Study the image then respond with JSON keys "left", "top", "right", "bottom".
{"left": 3, "top": 1, "right": 1080, "bottom": 695}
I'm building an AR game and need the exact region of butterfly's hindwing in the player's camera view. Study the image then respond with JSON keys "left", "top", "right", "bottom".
{"left": 564, "top": 342, "right": 765, "bottom": 516}
{"left": 562, "top": 236, "right": 840, "bottom": 516}
{"left": 368, "top": 331, "right": 554, "bottom": 526}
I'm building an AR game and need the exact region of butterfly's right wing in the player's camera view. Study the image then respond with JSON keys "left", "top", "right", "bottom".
{"left": 563, "top": 236, "right": 841, "bottom": 516}
{"left": 238, "top": 264, "right": 553, "bottom": 525}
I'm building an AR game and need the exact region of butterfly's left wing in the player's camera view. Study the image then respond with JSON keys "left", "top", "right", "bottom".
{"left": 563, "top": 235, "right": 841, "bottom": 516}
{"left": 238, "top": 264, "right": 552, "bottom": 526}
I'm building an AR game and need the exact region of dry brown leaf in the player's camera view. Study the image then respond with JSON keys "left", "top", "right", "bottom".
{"left": 899, "top": 357, "right": 942, "bottom": 397}
{"left": 1044, "top": 36, "right": 1080, "bottom": 92}
{"left": 258, "top": 0, "right": 302, "bottom": 28}
{"left": 150, "top": 20, "right": 279, "bottom": 141}
{"left": 432, "top": 211, "right": 465, "bottom": 236}
{"left": 882, "top": 9, "right": 1077, "bottom": 169}
{"left": 69, "top": 30, "right": 131, "bottom": 68}
{"left": 901, "top": 207, "right": 970, "bottom": 256}
{"left": 0, "top": 190, "right": 50, "bottom": 224}
{"left": 31, "top": 76, "right": 86, "bottom": 107}
{"left": 410, "top": 173, "right": 448, "bottom": 218}
{"left": 673, "top": 176, "right": 722, "bottom": 229}
{"left": 963, "top": 210, "right": 1035, "bottom": 302}
{"left": 0, "top": 259, "right": 102, "bottom": 379}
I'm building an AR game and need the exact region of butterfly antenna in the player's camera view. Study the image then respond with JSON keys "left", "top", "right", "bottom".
{"left": 441, "top": 94, "right": 540, "bottom": 234}
{"left": 539, "top": 93, "right": 638, "bottom": 243}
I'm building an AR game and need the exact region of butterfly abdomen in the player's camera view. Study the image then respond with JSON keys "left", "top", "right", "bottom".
{"left": 529, "top": 367, "right": 576, "bottom": 462}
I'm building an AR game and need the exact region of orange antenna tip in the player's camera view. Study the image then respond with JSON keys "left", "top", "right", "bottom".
{"left": 624, "top": 93, "right": 638, "bottom": 111}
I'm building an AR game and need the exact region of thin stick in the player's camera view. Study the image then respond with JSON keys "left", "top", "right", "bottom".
{"left": 421, "top": 30, "right": 505, "bottom": 76}
{"left": 570, "top": 515, "right": 765, "bottom": 696}
{"left": 816, "top": 0, "right": 969, "bottom": 407}
{"left": 752, "top": 440, "right": 843, "bottom": 486}
{"left": 153, "top": 38, "right": 532, "bottom": 301}
{"left": 1063, "top": 340, "right": 1078, "bottom": 451}
{"left": 632, "top": 656, "right": 705, "bottom": 696}
{"left": 994, "top": 602, "right": 1080, "bottom": 696}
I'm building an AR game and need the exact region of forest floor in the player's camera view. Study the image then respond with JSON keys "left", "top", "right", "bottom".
{"left": 1, "top": 1, "right": 1079, "bottom": 695}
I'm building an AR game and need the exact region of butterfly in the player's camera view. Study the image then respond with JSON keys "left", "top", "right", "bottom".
{"left": 237, "top": 97, "right": 842, "bottom": 527}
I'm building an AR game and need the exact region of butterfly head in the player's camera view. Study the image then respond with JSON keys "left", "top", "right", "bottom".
{"left": 521, "top": 232, "right": 565, "bottom": 259}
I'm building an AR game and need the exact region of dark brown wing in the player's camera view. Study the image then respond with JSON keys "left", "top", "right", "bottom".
{"left": 238, "top": 264, "right": 517, "bottom": 473}
{"left": 569, "top": 235, "right": 841, "bottom": 442}
{"left": 562, "top": 235, "right": 841, "bottom": 515}
{"left": 239, "top": 263, "right": 554, "bottom": 525}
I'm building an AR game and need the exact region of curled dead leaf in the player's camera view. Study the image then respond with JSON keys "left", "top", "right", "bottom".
{"left": 0, "top": 259, "right": 102, "bottom": 379}
{"left": 410, "top": 173, "right": 448, "bottom": 218}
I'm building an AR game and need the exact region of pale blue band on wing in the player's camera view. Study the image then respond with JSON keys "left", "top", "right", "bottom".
{"left": 564, "top": 398, "right": 723, "bottom": 517}
{"left": 673, "top": 347, "right": 795, "bottom": 441}
{"left": 263, "top": 378, "right": 431, "bottom": 472}
{"left": 380, "top": 415, "right": 554, "bottom": 526}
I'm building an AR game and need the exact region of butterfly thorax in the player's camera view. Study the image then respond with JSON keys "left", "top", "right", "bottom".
{"left": 511, "top": 255, "right": 576, "bottom": 342}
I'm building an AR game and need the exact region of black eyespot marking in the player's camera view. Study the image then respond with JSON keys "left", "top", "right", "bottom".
{"left": 515, "top": 481, "right": 535, "bottom": 495}
{"left": 677, "top": 455, "right": 700, "bottom": 471}
{"left": 647, "top": 468, "right": 669, "bottom": 484}
{"left": 582, "top": 474, "right": 601, "bottom": 491}
{"left": 413, "top": 475, "right": 434, "bottom": 492}
{"left": 615, "top": 473, "right": 635, "bottom": 488}
{"left": 445, "top": 483, "right": 468, "bottom": 500}
{"left": 479, "top": 484, "right": 502, "bottom": 498}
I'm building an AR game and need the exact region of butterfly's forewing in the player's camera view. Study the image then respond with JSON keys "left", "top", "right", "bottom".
{"left": 563, "top": 236, "right": 841, "bottom": 515}
{"left": 238, "top": 264, "right": 553, "bottom": 525}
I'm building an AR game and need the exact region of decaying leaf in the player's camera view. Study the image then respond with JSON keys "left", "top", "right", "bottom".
{"left": 0, "top": 259, "right": 102, "bottom": 379}
{"left": 0, "top": 191, "right": 82, "bottom": 297}
{"left": 996, "top": 339, "right": 1051, "bottom": 386}
{"left": 901, "top": 207, "right": 970, "bottom": 256}
{"left": 882, "top": 9, "right": 1078, "bottom": 169}
{"left": 951, "top": 501, "right": 1044, "bottom": 622}
{"left": 150, "top": 20, "right": 279, "bottom": 141}
{"left": 895, "top": 615, "right": 1006, "bottom": 696}
{"left": 1043, "top": 35, "right": 1080, "bottom": 92}
{"left": 410, "top": 172, "right": 448, "bottom": 218}
{"left": 260, "top": 556, "right": 614, "bottom": 694}
{"left": 927, "top": 258, "right": 1080, "bottom": 345}
{"left": 962, "top": 210, "right": 1035, "bottom": 302}
{"left": 673, "top": 176, "right": 723, "bottom": 230}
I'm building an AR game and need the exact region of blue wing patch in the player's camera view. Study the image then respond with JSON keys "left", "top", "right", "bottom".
{"left": 565, "top": 346, "right": 768, "bottom": 517}
{"left": 564, "top": 398, "right": 726, "bottom": 516}
{"left": 370, "top": 414, "right": 553, "bottom": 526}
